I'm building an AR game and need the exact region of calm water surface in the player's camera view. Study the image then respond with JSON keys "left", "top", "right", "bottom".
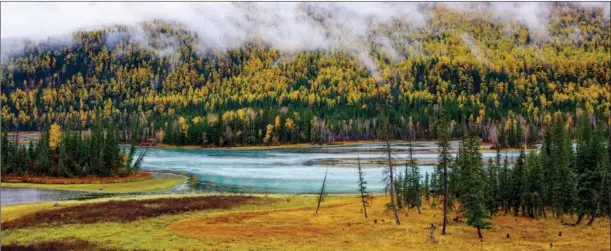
{"left": 1, "top": 142, "right": 525, "bottom": 204}
{"left": 139, "top": 142, "right": 523, "bottom": 194}
{"left": 1, "top": 188, "right": 89, "bottom": 205}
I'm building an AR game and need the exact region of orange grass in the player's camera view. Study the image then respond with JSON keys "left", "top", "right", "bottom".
{"left": 2, "top": 195, "right": 609, "bottom": 251}
{"left": 170, "top": 196, "right": 611, "bottom": 251}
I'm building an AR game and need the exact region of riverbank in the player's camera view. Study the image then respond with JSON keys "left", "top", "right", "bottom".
{"left": 8, "top": 131, "right": 529, "bottom": 152}
{"left": 2, "top": 194, "right": 608, "bottom": 251}
{"left": 148, "top": 140, "right": 528, "bottom": 152}
{"left": 0, "top": 172, "right": 186, "bottom": 193}
{"left": 1, "top": 172, "right": 153, "bottom": 184}
{"left": 149, "top": 140, "right": 384, "bottom": 150}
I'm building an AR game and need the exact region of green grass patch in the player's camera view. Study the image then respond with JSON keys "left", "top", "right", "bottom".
{"left": 1, "top": 194, "right": 306, "bottom": 251}
{"left": 1, "top": 175, "right": 185, "bottom": 193}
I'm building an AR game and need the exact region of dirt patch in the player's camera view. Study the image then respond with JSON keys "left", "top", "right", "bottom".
{"left": 1, "top": 172, "right": 152, "bottom": 184}
{"left": 170, "top": 202, "right": 358, "bottom": 242}
{"left": 3, "top": 196, "right": 261, "bottom": 230}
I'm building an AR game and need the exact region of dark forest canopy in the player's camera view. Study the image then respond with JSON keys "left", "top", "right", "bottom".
{"left": 1, "top": 4, "right": 610, "bottom": 147}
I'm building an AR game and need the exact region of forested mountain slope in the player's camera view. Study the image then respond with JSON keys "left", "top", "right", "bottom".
{"left": 1, "top": 3, "right": 610, "bottom": 147}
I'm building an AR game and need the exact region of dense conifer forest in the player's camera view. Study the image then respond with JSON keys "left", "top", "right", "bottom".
{"left": 382, "top": 112, "right": 610, "bottom": 234}
{"left": 0, "top": 117, "right": 146, "bottom": 177}
{"left": 1, "top": 3, "right": 609, "bottom": 148}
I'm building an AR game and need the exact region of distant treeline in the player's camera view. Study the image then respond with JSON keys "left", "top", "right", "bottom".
{"left": 1, "top": 116, "right": 146, "bottom": 178}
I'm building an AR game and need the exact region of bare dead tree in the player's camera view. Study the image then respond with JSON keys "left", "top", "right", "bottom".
{"left": 315, "top": 167, "right": 329, "bottom": 215}
{"left": 376, "top": 71, "right": 399, "bottom": 225}
{"left": 382, "top": 117, "right": 400, "bottom": 225}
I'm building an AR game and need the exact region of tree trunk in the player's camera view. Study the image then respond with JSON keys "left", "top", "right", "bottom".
{"left": 514, "top": 205, "right": 519, "bottom": 216}
{"left": 361, "top": 195, "right": 368, "bottom": 219}
{"left": 452, "top": 201, "right": 460, "bottom": 215}
{"left": 586, "top": 210, "right": 597, "bottom": 226}
{"left": 386, "top": 139, "right": 400, "bottom": 225}
{"left": 442, "top": 162, "right": 448, "bottom": 235}
{"left": 315, "top": 168, "right": 328, "bottom": 215}
{"left": 575, "top": 213, "right": 585, "bottom": 225}
{"left": 477, "top": 226, "right": 483, "bottom": 241}
{"left": 560, "top": 213, "right": 564, "bottom": 224}
{"left": 586, "top": 201, "right": 599, "bottom": 226}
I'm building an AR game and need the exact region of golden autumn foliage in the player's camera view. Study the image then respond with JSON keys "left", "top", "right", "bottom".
{"left": 0, "top": 4, "right": 609, "bottom": 147}
{"left": 48, "top": 123, "right": 61, "bottom": 151}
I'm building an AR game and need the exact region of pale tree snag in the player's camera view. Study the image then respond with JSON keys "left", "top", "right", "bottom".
{"left": 442, "top": 160, "right": 449, "bottom": 234}
{"left": 315, "top": 168, "right": 328, "bottom": 215}
{"left": 430, "top": 224, "right": 438, "bottom": 244}
{"left": 383, "top": 118, "right": 400, "bottom": 226}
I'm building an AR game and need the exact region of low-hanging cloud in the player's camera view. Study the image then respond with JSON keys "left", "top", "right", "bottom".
{"left": 1, "top": 2, "right": 609, "bottom": 75}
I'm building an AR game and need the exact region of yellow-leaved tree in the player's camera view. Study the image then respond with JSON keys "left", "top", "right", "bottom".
{"left": 49, "top": 123, "right": 62, "bottom": 151}
{"left": 178, "top": 116, "right": 189, "bottom": 137}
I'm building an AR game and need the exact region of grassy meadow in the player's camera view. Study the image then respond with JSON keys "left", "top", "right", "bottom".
{"left": 2, "top": 194, "right": 609, "bottom": 251}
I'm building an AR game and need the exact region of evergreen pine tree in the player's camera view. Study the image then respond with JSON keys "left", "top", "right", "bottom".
{"left": 102, "top": 120, "right": 121, "bottom": 176}
{"left": 516, "top": 122, "right": 524, "bottom": 147}
{"left": 357, "top": 156, "right": 369, "bottom": 218}
{"left": 27, "top": 139, "right": 37, "bottom": 170}
{"left": 36, "top": 129, "right": 52, "bottom": 176}
{"left": 396, "top": 172, "right": 405, "bottom": 212}
{"left": 498, "top": 153, "right": 512, "bottom": 214}
{"left": 553, "top": 128, "right": 577, "bottom": 222}
{"left": 1, "top": 126, "right": 10, "bottom": 175}
{"left": 437, "top": 115, "right": 452, "bottom": 234}
{"left": 430, "top": 171, "right": 439, "bottom": 209}
{"left": 424, "top": 172, "right": 430, "bottom": 206}
{"left": 575, "top": 123, "right": 606, "bottom": 225}
{"left": 457, "top": 130, "right": 491, "bottom": 240}
{"left": 540, "top": 128, "right": 555, "bottom": 216}
{"left": 485, "top": 158, "right": 499, "bottom": 216}
{"left": 90, "top": 115, "right": 104, "bottom": 176}
{"left": 406, "top": 141, "right": 422, "bottom": 213}
{"left": 512, "top": 147, "right": 526, "bottom": 216}
{"left": 528, "top": 151, "right": 546, "bottom": 218}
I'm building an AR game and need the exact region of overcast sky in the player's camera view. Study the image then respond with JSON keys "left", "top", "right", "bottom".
{"left": 2, "top": 2, "right": 608, "bottom": 40}
{"left": 1, "top": 2, "right": 609, "bottom": 69}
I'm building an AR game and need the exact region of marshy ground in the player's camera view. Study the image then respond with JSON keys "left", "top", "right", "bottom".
{"left": 1, "top": 194, "right": 609, "bottom": 251}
